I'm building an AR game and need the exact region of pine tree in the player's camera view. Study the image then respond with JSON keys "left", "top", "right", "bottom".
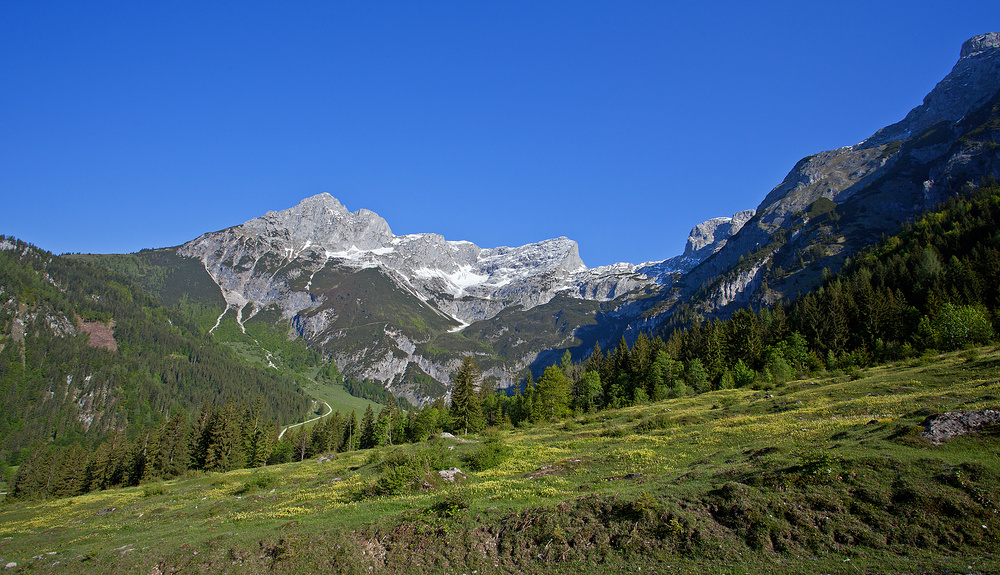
{"left": 152, "top": 410, "right": 191, "bottom": 478}
{"left": 342, "top": 410, "right": 358, "bottom": 452}
{"left": 535, "top": 365, "right": 571, "bottom": 421}
{"left": 585, "top": 341, "right": 604, "bottom": 375}
{"left": 203, "top": 402, "right": 246, "bottom": 471}
{"left": 559, "top": 349, "right": 577, "bottom": 381}
{"left": 450, "top": 356, "right": 484, "bottom": 435}
{"left": 375, "top": 404, "right": 394, "bottom": 446}
{"left": 359, "top": 405, "right": 376, "bottom": 449}
{"left": 51, "top": 444, "right": 88, "bottom": 498}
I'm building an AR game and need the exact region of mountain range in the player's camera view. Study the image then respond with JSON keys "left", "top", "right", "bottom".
{"left": 21, "top": 33, "right": 1000, "bottom": 405}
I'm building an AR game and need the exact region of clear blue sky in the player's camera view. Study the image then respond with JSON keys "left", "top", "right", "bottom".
{"left": 2, "top": 2, "right": 998, "bottom": 267}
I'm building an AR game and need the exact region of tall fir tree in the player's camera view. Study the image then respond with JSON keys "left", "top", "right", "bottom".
{"left": 450, "top": 356, "right": 484, "bottom": 434}
{"left": 359, "top": 405, "right": 377, "bottom": 449}
{"left": 535, "top": 365, "right": 571, "bottom": 421}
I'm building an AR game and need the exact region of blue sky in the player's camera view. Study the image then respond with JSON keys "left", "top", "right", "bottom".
{"left": 2, "top": 2, "right": 999, "bottom": 267}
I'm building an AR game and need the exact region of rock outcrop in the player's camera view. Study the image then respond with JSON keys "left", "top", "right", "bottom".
{"left": 921, "top": 409, "right": 1000, "bottom": 444}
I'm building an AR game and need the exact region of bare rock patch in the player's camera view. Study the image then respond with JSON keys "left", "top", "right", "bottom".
{"left": 921, "top": 409, "right": 1000, "bottom": 444}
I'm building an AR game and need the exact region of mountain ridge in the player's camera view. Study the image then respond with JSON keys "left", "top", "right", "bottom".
{"left": 168, "top": 192, "right": 751, "bottom": 401}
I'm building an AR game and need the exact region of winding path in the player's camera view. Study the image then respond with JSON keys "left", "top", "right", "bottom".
{"left": 278, "top": 399, "right": 332, "bottom": 440}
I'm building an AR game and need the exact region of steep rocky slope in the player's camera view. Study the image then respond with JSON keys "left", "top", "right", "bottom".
{"left": 640, "top": 32, "right": 1000, "bottom": 326}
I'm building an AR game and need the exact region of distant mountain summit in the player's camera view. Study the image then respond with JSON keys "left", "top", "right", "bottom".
{"left": 180, "top": 192, "right": 749, "bottom": 331}
{"left": 172, "top": 192, "right": 748, "bottom": 400}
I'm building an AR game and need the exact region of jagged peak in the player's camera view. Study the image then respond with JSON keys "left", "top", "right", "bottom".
{"left": 683, "top": 210, "right": 755, "bottom": 256}
{"left": 864, "top": 32, "right": 1000, "bottom": 147}
{"left": 961, "top": 32, "right": 1000, "bottom": 59}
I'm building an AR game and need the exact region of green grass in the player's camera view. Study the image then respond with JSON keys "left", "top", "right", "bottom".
{"left": 2, "top": 347, "right": 999, "bottom": 573}
{"left": 298, "top": 367, "right": 379, "bottom": 416}
{"left": 206, "top": 313, "right": 381, "bottom": 420}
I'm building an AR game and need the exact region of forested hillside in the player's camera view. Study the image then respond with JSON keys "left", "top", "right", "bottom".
{"left": 0, "top": 238, "right": 311, "bottom": 489}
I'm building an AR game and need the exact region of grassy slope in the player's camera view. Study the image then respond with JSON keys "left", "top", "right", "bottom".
{"left": 2, "top": 348, "right": 998, "bottom": 574}
{"left": 299, "top": 367, "right": 377, "bottom": 416}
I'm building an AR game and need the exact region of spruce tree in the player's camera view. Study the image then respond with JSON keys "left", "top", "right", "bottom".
{"left": 359, "top": 405, "right": 376, "bottom": 449}
{"left": 450, "top": 356, "right": 484, "bottom": 434}
{"left": 342, "top": 410, "right": 358, "bottom": 451}
{"left": 535, "top": 365, "right": 571, "bottom": 421}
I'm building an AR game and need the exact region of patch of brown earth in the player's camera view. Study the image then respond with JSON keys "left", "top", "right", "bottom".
{"left": 526, "top": 457, "right": 590, "bottom": 480}
{"left": 79, "top": 319, "right": 117, "bottom": 351}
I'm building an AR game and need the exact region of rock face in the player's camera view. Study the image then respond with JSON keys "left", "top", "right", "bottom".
{"left": 182, "top": 193, "right": 613, "bottom": 324}
{"left": 753, "top": 33, "right": 1000, "bottom": 240}
{"left": 868, "top": 32, "right": 1000, "bottom": 146}
{"left": 179, "top": 192, "right": 751, "bottom": 328}
{"left": 636, "top": 210, "right": 756, "bottom": 279}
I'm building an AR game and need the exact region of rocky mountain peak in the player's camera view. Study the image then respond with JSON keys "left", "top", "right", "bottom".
{"left": 866, "top": 32, "right": 1000, "bottom": 146}
{"left": 683, "top": 210, "right": 756, "bottom": 259}
{"left": 239, "top": 192, "right": 394, "bottom": 251}
{"left": 960, "top": 32, "right": 1000, "bottom": 58}
{"left": 664, "top": 32, "right": 1000, "bottom": 316}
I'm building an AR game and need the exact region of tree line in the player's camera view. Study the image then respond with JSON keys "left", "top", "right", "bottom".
{"left": 10, "top": 398, "right": 279, "bottom": 499}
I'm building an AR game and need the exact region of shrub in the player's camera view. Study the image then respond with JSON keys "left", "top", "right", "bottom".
{"left": 376, "top": 464, "right": 419, "bottom": 496}
{"left": 919, "top": 303, "right": 995, "bottom": 350}
{"left": 465, "top": 431, "right": 511, "bottom": 472}
{"left": 142, "top": 483, "right": 167, "bottom": 498}
{"left": 429, "top": 489, "right": 470, "bottom": 517}
{"left": 234, "top": 472, "right": 279, "bottom": 495}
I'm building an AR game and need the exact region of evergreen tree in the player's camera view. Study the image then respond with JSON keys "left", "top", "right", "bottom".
{"left": 151, "top": 410, "right": 190, "bottom": 478}
{"left": 450, "top": 356, "right": 484, "bottom": 434}
{"left": 247, "top": 419, "right": 276, "bottom": 467}
{"left": 535, "top": 365, "right": 571, "bottom": 421}
{"left": 203, "top": 402, "right": 246, "bottom": 471}
{"left": 574, "top": 370, "right": 603, "bottom": 411}
{"left": 375, "top": 404, "right": 394, "bottom": 446}
{"left": 51, "top": 444, "right": 88, "bottom": 498}
{"left": 342, "top": 410, "right": 359, "bottom": 452}
{"left": 359, "top": 405, "right": 377, "bottom": 449}
{"left": 585, "top": 341, "right": 604, "bottom": 375}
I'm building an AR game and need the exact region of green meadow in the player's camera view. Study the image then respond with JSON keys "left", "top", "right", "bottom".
{"left": 1, "top": 347, "right": 998, "bottom": 574}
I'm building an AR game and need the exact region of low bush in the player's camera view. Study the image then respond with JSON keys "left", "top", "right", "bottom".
{"left": 142, "top": 483, "right": 167, "bottom": 498}
{"left": 464, "top": 430, "right": 511, "bottom": 472}
{"left": 234, "top": 472, "right": 279, "bottom": 495}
